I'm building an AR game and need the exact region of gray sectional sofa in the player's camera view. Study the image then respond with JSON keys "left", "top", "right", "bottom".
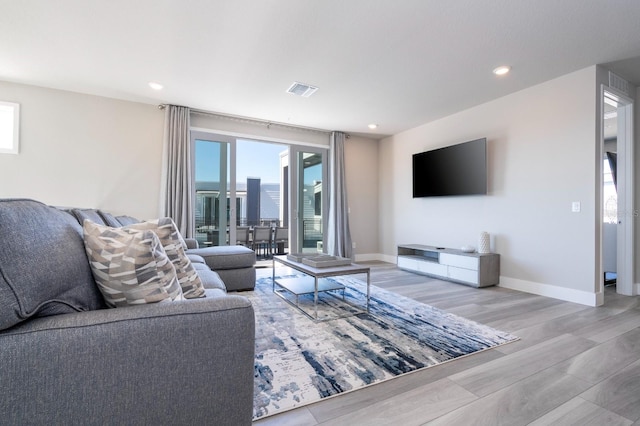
{"left": 0, "top": 199, "right": 256, "bottom": 425}
{"left": 69, "top": 207, "right": 257, "bottom": 292}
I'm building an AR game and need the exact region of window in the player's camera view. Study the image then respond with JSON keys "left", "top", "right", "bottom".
{"left": 192, "top": 130, "right": 327, "bottom": 254}
{"left": 0, "top": 101, "right": 19, "bottom": 154}
{"left": 193, "top": 135, "right": 288, "bottom": 247}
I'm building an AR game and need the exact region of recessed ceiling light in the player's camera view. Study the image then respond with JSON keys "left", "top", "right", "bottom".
{"left": 493, "top": 66, "right": 511, "bottom": 76}
{"left": 148, "top": 81, "right": 164, "bottom": 90}
{"left": 368, "top": 124, "right": 378, "bottom": 129}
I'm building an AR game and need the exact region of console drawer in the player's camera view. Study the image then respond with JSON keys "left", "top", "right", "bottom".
{"left": 397, "top": 256, "right": 419, "bottom": 270}
{"left": 418, "top": 260, "right": 448, "bottom": 276}
{"left": 440, "top": 253, "right": 479, "bottom": 270}
{"left": 448, "top": 266, "right": 479, "bottom": 284}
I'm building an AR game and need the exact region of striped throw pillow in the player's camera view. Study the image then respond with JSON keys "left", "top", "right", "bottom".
{"left": 123, "top": 218, "right": 206, "bottom": 299}
{"left": 83, "top": 220, "right": 184, "bottom": 307}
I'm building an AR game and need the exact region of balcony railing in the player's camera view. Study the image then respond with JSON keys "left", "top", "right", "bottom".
{"left": 302, "top": 218, "right": 322, "bottom": 249}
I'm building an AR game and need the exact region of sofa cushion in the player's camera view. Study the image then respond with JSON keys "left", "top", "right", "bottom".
{"left": 115, "top": 215, "right": 139, "bottom": 226}
{"left": 97, "top": 210, "right": 122, "bottom": 228}
{"left": 215, "top": 267, "right": 256, "bottom": 292}
{"left": 191, "top": 262, "right": 209, "bottom": 271}
{"left": 196, "top": 268, "right": 227, "bottom": 292}
{"left": 71, "top": 208, "right": 107, "bottom": 226}
{"left": 184, "top": 238, "right": 199, "bottom": 249}
{"left": 83, "top": 221, "right": 185, "bottom": 307}
{"left": 0, "top": 199, "right": 105, "bottom": 331}
{"left": 202, "top": 287, "right": 227, "bottom": 298}
{"left": 123, "top": 218, "right": 205, "bottom": 299}
{"left": 187, "top": 254, "right": 206, "bottom": 264}
{"left": 187, "top": 245, "right": 256, "bottom": 270}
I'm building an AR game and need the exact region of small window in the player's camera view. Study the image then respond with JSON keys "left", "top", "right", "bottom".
{"left": 0, "top": 101, "right": 19, "bottom": 154}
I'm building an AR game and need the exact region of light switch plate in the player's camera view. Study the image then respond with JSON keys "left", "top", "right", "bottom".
{"left": 572, "top": 201, "right": 581, "bottom": 212}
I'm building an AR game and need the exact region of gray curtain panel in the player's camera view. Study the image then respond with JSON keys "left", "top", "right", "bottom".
{"left": 160, "top": 105, "right": 195, "bottom": 238}
{"left": 326, "top": 131, "right": 353, "bottom": 258}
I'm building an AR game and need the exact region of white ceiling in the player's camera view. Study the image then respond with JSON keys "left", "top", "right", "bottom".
{"left": 2, "top": 0, "right": 640, "bottom": 139}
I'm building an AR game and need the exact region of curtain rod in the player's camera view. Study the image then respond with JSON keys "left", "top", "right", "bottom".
{"left": 158, "top": 104, "right": 345, "bottom": 137}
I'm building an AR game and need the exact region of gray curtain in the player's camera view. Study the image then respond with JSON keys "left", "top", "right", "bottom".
{"left": 160, "top": 105, "right": 195, "bottom": 238}
{"left": 326, "top": 131, "right": 353, "bottom": 258}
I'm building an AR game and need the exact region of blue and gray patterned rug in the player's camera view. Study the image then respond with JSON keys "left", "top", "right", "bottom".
{"left": 248, "top": 275, "right": 518, "bottom": 420}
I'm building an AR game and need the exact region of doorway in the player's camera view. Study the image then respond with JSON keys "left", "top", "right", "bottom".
{"left": 288, "top": 145, "right": 328, "bottom": 254}
{"left": 600, "top": 87, "right": 635, "bottom": 297}
{"left": 191, "top": 131, "right": 328, "bottom": 255}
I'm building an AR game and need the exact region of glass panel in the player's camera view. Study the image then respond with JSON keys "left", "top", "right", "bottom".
{"left": 236, "top": 139, "right": 288, "bottom": 258}
{"left": 194, "top": 140, "right": 228, "bottom": 247}
{"left": 299, "top": 152, "right": 323, "bottom": 253}
{"left": 236, "top": 139, "right": 287, "bottom": 226}
{"left": 192, "top": 132, "right": 303, "bottom": 257}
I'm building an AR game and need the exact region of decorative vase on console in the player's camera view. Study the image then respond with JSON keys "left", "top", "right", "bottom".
{"left": 478, "top": 231, "right": 490, "bottom": 254}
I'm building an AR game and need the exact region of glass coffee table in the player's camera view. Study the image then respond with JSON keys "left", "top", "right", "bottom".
{"left": 272, "top": 255, "right": 371, "bottom": 321}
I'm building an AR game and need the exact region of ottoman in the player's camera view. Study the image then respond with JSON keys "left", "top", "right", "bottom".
{"left": 187, "top": 245, "right": 256, "bottom": 291}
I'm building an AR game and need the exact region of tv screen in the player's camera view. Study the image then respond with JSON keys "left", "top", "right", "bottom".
{"left": 413, "top": 138, "right": 487, "bottom": 197}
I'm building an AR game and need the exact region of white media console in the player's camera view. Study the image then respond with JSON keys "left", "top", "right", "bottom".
{"left": 397, "top": 244, "right": 500, "bottom": 288}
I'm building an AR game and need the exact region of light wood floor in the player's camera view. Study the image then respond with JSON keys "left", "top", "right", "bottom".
{"left": 253, "top": 261, "right": 640, "bottom": 425}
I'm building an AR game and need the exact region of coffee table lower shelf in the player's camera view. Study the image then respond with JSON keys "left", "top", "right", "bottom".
{"left": 273, "top": 277, "right": 347, "bottom": 321}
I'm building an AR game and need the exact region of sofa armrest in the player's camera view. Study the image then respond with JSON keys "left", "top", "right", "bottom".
{"left": 0, "top": 295, "right": 255, "bottom": 426}
{"left": 185, "top": 237, "right": 199, "bottom": 249}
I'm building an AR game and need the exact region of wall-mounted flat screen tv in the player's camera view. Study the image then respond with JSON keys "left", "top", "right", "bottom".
{"left": 413, "top": 138, "right": 487, "bottom": 197}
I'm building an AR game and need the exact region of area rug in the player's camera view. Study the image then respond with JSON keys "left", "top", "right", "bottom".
{"left": 248, "top": 274, "right": 518, "bottom": 420}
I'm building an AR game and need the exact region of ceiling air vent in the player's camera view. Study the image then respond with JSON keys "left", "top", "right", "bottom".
{"left": 609, "top": 71, "right": 630, "bottom": 97}
{"left": 286, "top": 82, "right": 318, "bottom": 97}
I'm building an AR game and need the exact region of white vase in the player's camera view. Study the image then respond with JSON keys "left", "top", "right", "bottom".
{"left": 478, "top": 231, "right": 490, "bottom": 254}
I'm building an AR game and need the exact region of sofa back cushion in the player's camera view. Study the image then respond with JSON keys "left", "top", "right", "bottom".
{"left": 116, "top": 215, "right": 140, "bottom": 226}
{"left": 69, "top": 208, "right": 129, "bottom": 228}
{"left": 70, "top": 208, "right": 107, "bottom": 226}
{"left": 97, "top": 210, "right": 122, "bottom": 228}
{"left": 0, "top": 199, "right": 105, "bottom": 331}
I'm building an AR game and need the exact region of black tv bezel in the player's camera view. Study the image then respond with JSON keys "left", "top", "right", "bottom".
{"left": 412, "top": 138, "right": 488, "bottom": 198}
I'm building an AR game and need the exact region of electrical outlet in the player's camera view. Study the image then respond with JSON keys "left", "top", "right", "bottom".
{"left": 352, "top": 242, "right": 357, "bottom": 249}
{"left": 572, "top": 201, "right": 581, "bottom": 212}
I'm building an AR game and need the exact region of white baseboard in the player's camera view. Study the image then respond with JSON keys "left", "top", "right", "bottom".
{"left": 353, "top": 253, "right": 397, "bottom": 264}
{"left": 499, "top": 276, "right": 602, "bottom": 307}
{"left": 354, "top": 253, "right": 390, "bottom": 263}
{"left": 354, "top": 256, "right": 602, "bottom": 306}
{"left": 380, "top": 253, "right": 397, "bottom": 264}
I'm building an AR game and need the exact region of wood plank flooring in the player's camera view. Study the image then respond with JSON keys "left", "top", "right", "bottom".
{"left": 253, "top": 261, "right": 640, "bottom": 425}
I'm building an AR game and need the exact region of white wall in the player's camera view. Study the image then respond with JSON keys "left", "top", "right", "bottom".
{"left": 379, "top": 67, "right": 599, "bottom": 304}
{"left": 344, "top": 135, "right": 379, "bottom": 259}
{"left": 0, "top": 81, "right": 164, "bottom": 219}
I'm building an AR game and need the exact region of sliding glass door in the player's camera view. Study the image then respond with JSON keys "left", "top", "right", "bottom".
{"left": 192, "top": 131, "right": 327, "bottom": 255}
{"left": 290, "top": 146, "right": 328, "bottom": 254}
{"left": 192, "top": 132, "right": 233, "bottom": 247}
